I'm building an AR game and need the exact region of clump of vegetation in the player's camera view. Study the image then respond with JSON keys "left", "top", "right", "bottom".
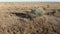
{"left": 51, "top": 9, "right": 57, "bottom": 15}
{"left": 29, "top": 7, "right": 45, "bottom": 18}
{"left": 46, "top": 9, "right": 58, "bottom": 15}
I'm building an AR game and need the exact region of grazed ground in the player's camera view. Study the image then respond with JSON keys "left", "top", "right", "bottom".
{"left": 0, "top": 2, "right": 60, "bottom": 34}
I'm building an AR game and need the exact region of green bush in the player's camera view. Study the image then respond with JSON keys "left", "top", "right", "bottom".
{"left": 30, "top": 7, "right": 45, "bottom": 17}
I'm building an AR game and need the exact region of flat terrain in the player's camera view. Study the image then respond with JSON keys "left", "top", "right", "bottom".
{"left": 0, "top": 2, "right": 60, "bottom": 34}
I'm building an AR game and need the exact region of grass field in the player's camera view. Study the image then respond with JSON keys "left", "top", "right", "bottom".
{"left": 0, "top": 2, "right": 60, "bottom": 34}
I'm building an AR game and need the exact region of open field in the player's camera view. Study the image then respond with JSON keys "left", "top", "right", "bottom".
{"left": 0, "top": 2, "right": 60, "bottom": 34}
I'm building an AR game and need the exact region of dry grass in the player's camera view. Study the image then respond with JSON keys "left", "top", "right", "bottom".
{"left": 0, "top": 2, "right": 60, "bottom": 34}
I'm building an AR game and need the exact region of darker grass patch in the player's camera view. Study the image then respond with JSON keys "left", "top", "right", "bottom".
{"left": 11, "top": 12, "right": 33, "bottom": 20}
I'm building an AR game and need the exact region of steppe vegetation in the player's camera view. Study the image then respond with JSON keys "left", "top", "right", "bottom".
{"left": 0, "top": 2, "right": 60, "bottom": 34}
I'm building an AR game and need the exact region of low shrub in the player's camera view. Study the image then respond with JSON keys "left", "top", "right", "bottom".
{"left": 29, "top": 7, "right": 45, "bottom": 18}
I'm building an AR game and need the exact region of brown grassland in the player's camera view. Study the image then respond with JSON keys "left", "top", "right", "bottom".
{"left": 0, "top": 2, "right": 60, "bottom": 34}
